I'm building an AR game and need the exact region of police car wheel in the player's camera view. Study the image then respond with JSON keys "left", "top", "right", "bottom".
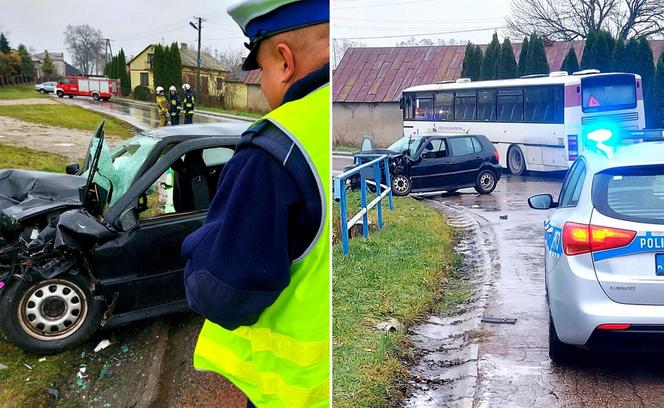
{"left": 548, "top": 312, "right": 575, "bottom": 364}
{"left": 391, "top": 174, "right": 411, "bottom": 196}
{"left": 474, "top": 170, "right": 497, "bottom": 194}
{"left": 0, "top": 273, "right": 103, "bottom": 354}
{"left": 508, "top": 145, "right": 526, "bottom": 176}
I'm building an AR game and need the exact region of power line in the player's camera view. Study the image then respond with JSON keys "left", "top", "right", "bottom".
{"left": 334, "top": 26, "right": 504, "bottom": 40}
{"left": 334, "top": 0, "right": 437, "bottom": 9}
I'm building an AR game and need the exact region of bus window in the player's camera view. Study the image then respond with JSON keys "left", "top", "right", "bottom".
{"left": 455, "top": 90, "right": 476, "bottom": 121}
{"left": 524, "top": 86, "right": 563, "bottom": 123}
{"left": 403, "top": 94, "right": 415, "bottom": 120}
{"left": 414, "top": 93, "right": 434, "bottom": 120}
{"left": 497, "top": 88, "right": 523, "bottom": 122}
{"left": 434, "top": 92, "right": 454, "bottom": 121}
{"left": 477, "top": 89, "right": 496, "bottom": 121}
{"left": 581, "top": 74, "right": 637, "bottom": 113}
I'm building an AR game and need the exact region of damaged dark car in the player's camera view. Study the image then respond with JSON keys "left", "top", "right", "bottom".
{"left": 0, "top": 120, "right": 248, "bottom": 353}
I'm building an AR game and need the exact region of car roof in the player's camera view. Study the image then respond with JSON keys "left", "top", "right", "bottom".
{"left": 418, "top": 133, "right": 485, "bottom": 138}
{"left": 141, "top": 122, "right": 251, "bottom": 140}
{"left": 581, "top": 141, "right": 664, "bottom": 173}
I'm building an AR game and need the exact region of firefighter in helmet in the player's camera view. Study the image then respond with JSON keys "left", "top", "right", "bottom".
{"left": 182, "top": 83, "right": 195, "bottom": 124}
{"left": 168, "top": 85, "right": 182, "bottom": 125}
{"left": 155, "top": 86, "right": 169, "bottom": 127}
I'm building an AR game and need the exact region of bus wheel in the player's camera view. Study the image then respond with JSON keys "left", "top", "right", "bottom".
{"left": 507, "top": 145, "right": 526, "bottom": 176}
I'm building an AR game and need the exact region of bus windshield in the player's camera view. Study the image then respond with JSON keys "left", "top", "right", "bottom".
{"left": 581, "top": 74, "right": 637, "bottom": 113}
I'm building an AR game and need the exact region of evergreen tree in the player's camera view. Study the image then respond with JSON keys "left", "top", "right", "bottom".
{"left": 117, "top": 48, "right": 131, "bottom": 96}
{"left": 496, "top": 37, "right": 517, "bottom": 79}
{"left": 471, "top": 46, "right": 483, "bottom": 81}
{"left": 516, "top": 36, "right": 529, "bottom": 77}
{"left": 479, "top": 32, "right": 500, "bottom": 80}
{"left": 623, "top": 38, "right": 639, "bottom": 74}
{"left": 41, "top": 52, "right": 56, "bottom": 77}
{"left": 170, "top": 42, "right": 183, "bottom": 92}
{"left": 461, "top": 42, "right": 475, "bottom": 79}
{"left": 153, "top": 44, "right": 165, "bottom": 91}
{"left": 594, "top": 31, "right": 613, "bottom": 73}
{"left": 560, "top": 47, "right": 579, "bottom": 74}
{"left": 0, "top": 33, "right": 9, "bottom": 53}
{"left": 611, "top": 38, "right": 625, "bottom": 71}
{"left": 580, "top": 30, "right": 596, "bottom": 70}
{"left": 17, "top": 44, "right": 35, "bottom": 77}
{"left": 636, "top": 37, "right": 656, "bottom": 127}
{"left": 524, "top": 34, "right": 549, "bottom": 75}
{"left": 653, "top": 53, "right": 664, "bottom": 128}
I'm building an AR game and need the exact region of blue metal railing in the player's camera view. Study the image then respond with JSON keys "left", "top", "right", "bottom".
{"left": 333, "top": 155, "right": 394, "bottom": 255}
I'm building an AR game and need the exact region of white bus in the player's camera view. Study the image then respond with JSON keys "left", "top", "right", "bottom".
{"left": 400, "top": 70, "right": 645, "bottom": 175}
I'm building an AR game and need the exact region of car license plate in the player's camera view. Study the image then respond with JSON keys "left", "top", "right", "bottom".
{"left": 657, "top": 254, "right": 664, "bottom": 276}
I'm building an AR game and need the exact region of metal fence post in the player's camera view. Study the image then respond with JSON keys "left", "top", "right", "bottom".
{"left": 373, "top": 162, "right": 383, "bottom": 230}
{"left": 340, "top": 179, "right": 350, "bottom": 255}
{"left": 384, "top": 158, "right": 394, "bottom": 210}
{"left": 360, "top": 173, "right": 368, "bottom": 239}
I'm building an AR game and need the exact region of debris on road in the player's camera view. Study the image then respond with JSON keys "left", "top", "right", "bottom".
{"left": 375, "top": 318, "right": 404, "bottom": 333}
{"left": 481, "top": 316, "right": 517, "bottom": 325}
{"left": 499, "top": 215, "right": 508, "bottom": 220}
{"left": 38, "top": 357, "right": 46, "bottom": 362}
{"left": 76, "top": 364, "right": 90, "bottom": 390}
{"left": 24, "top": 363, "right": 32, "bottom": 370}
{"left": 44, "top": 387, "right": 60, "bottom": 400}
{"left": 0, "top": 363, "right": 8, "bottom": 370}
{"left": 121, "top": 345, "right": 129, "bottom": 354}
{"left": 94, "top": 340, "right": 112, "bottom": 353}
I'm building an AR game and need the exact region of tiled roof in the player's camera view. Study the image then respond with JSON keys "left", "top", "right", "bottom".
{"left": 333, "top": 40, "right": 664, "bottom": 103}
{"left": 179, "top": 47, "right": 229, "bottom": 72}
{"left": 243, "top": 69, "right": 262, "bottom": 85}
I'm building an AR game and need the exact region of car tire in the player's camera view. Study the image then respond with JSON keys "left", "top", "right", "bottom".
{"left": 507, "top": 145, "right": 527, "bottom": 176}
{"left": 57, "top": 90, "right": 64, "bottom": 98}
{"left": 391, "top": 174, "right": 412, "bottom": 196}
{"left": 92, "top": 93, "right": 100, "bottom": 101}
{"left": 549, "top": 312, "right": 575, "bottom": 364}
{"left": 39, "top": 89, "right": 46, "bottom": 94}
{"left": 474, "top": 170, "right": 497, "bottom": 194}
{"left": 0, "top": 272, "right": 103, "bottom": 354}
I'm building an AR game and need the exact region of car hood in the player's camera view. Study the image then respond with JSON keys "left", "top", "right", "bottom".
{"left": 353, "top": 148, "right": 402, "bottom": 158}
{"left": 0, "top": 169, "right": 86, "bottom": 224}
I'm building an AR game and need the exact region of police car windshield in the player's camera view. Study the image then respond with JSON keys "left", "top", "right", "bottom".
{"left": 593, "top": 165, "right": 664, "bottom": 224}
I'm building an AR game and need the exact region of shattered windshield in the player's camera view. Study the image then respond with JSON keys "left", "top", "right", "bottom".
{"left": 81, "top": 135, "right": 158, "bottom": 206}
{"left": 388, "top": 136, "right": 422, "bottom": 155}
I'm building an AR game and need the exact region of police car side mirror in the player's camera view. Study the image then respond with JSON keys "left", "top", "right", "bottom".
{"left": 528, "top": 194, "right": 557, "bottom": 210}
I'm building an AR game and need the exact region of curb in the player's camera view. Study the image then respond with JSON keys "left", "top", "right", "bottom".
{"left": 332, "top": 151, "right": 354, "bottom": 157}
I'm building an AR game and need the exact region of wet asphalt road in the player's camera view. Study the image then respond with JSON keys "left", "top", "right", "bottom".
{"left": 55, "top": 95, "right": 249, "bottom": 130}
{"left": 425, "top": 174, "right": 664, "bottom": 408}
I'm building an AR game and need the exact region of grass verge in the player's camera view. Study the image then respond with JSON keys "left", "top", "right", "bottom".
{"left": 332, "top": 144, "right": 357, "bottom": 153}
{"left": 0, "top": 144, "right": 69, "bottom": 172}
{"left": 0, "top": 104, "right": 135, "bottom": 139}
{"left": 332, "top": 194, "right": 464, "bottom": 408}
{"left": 0, "top": 84, "right": 49, "bottom": 100}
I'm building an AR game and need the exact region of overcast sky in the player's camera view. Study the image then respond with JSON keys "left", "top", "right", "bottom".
{"left": 0, "top": 0, "right": 248, "bottom": 63}
{"left": 333, "top": 0, "right": 511, "bottom": 46}
{"left": 1, "top": 0, "right": 512, "bottom": 66}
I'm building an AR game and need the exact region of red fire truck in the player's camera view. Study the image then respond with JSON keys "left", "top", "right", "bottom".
{"left": 54, "top": 76, "right": 121, "bottom": 101}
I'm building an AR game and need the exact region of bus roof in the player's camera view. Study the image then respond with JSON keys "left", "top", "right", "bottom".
{"left": 402, "top": 72, "right": 641, "bottom": 93}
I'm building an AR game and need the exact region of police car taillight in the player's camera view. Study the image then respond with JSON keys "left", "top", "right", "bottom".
{"left": 562, "top": 223, "right": 636, "bottom": 256}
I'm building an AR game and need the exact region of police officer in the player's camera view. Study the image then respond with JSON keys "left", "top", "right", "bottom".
{"left": 155, "top": 86, "right": 169, "bottom": 127}
{"left": 168, "top": 85, "right": 182, "bottom": 125}
{"left": 182, "top": 83, "right": 195, "bottom": 124}
{"left": 181, "top": 0, "right": 329, "bottom": 407}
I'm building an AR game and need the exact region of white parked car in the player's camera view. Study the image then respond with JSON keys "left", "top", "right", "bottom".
{"left": 529, "top": 133, "right": 664, "bottom": 362}
{"left": 35, "top": 81, "right": 57, "bottom": 94}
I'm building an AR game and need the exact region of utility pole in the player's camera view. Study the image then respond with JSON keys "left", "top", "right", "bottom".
{"left": 190, "top": 17, "right": 204, "bottom": 96}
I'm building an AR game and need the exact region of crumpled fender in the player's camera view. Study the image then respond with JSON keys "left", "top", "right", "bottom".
{"left": 53, "top": 209, "right": 116, "bottom": 252}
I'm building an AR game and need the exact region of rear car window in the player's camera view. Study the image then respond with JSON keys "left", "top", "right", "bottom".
{"left": 592, "top": 165, "right": 664, "bottom": 224}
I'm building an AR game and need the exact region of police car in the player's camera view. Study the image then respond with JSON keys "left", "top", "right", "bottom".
{"left": 528, "top": 130, "right": 664, "bottom": 362}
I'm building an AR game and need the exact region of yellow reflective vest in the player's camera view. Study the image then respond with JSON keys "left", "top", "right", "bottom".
{"left": 193, "top": 84, "right": 330, "bottom": 408}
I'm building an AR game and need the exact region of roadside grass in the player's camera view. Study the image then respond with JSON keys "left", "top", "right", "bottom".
{"left": 0, "top": 144, "right": 69, "bottom": 173}
{"left": 0, "top": 84, "right": 48, "bottom": 100}
{"left": 0, "top": 338, "right": 85, "bottom": 408}
{"left": 0, "top": 104, "right": 136, "bottom": 139}
{"left": 332, "top": 144, "right": 357, "bottom": 153}
{"left": 333, "top": 194, "right": 465, "bottom": 407}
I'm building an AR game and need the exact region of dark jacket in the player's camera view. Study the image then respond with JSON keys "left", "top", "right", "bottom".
{"left": 183, "top": 91, "right": 195, "bottom": 115}
{"left": 182, "top": 64, "right": 329, "bottom": 329}
{"left": 168, "top": 93, "right": 182, "bottom": 115}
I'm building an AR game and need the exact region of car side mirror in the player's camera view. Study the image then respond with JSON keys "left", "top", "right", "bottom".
{"left": 528, "top": 194, "right": 557, "bottom": 210}
{"left": 66, "top": 162, "right": 80, "bottom": 175}
{"left": 118, "top": 207, "right": 139, "bottom": 231}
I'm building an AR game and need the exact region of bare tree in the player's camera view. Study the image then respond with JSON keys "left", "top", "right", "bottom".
{"left": 216, "top": 47, "right": 248, "bottom": 110}
{"left": 63, "top": 25, "right": 104, "bottom": 75}
{"left": 333, "top": 39, "right": 366, "bottom": 68}
{"left": 507, "top": 0, "right": 664, "bottom": 40}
